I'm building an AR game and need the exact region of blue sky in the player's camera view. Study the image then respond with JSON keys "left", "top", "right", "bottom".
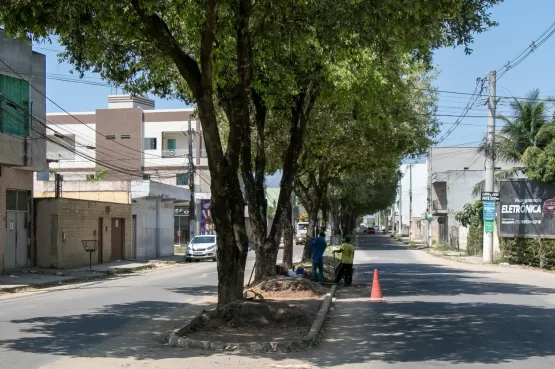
{"left": 35, "top": 0, "right": 555, "bottom": 150}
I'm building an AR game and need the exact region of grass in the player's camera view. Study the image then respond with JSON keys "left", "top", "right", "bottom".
{"left": 433, "top": 243, "right": 458, "bottom": 251}
{"left": 174, "top": 246, "right": 186, "bottom": 254}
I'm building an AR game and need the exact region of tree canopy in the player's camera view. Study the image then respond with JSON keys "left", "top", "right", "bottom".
{"left": 1, "top": 0, "right": 503, "bottom": 304}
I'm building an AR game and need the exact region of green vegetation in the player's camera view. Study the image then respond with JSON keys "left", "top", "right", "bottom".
{"left": 473, "top": 89, "right": 555, "bottom": 196}
{"left": 454, "top": 201, "right": 483, "bottom": 256}
{"left": 0, "top": 0, "right": 502, "bottom": 305}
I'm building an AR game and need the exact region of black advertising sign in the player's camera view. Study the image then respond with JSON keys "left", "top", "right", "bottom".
{"left": 499, "top": 180, "right": 555, "bottom": 238}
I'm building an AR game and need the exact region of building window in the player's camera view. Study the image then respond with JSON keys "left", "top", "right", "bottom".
{"left": 143, "top": 173, "right": 151, "bottom": 180}
{"left": 106, "top": 135, "right": 116, "bottom": 140}
{"left": 144, "top": 137, "right": 157, "bottom": 150}
{"left": 85, "top": 174, "right": 95, "bottom": 181}
{"left": 36, "top": 171, "right": 50, "bottom": 181}
{"left": 0, "top": 74, "right": 30, "bottom": 137}
{"left": 120, "top": 134, "right": 130, "bottom": 139}
{"left": 176, "top": 173, "right": 188, "bottom": 186}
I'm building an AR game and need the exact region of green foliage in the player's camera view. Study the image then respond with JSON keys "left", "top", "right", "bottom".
{"left": 454, "top": 201, "right": 483, "bottom": 228}
{"left": 266, "top": 204, "right": 276, "bottom": 218}
{"left": 467, "top": 224, "right": 483, "bottom": 256}
{"left": 500, "top": 238, "right": 555, "bottom": 269}
{"left": 86, "top": 170, "right": 109, "bottom": 181}
{"left": 473, "top": 89, "right": 555, "bottom": 194}
{"left": 454, "top": 201, "right": 483, "bottom": 256}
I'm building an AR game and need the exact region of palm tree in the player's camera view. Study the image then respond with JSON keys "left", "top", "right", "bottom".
{"left": 472, "top": 89, "right": 552, "bottom": 196}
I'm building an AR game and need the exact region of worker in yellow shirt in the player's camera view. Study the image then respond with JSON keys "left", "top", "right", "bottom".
{"left": 333, "top": 234, "right": 355, "bottom": 286}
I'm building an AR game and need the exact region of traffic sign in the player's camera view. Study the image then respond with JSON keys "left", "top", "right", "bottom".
{"left": 481, "top": 191, "right": 500, "bottom": 201}
{"left": 484, "top": 220, "right": 494, "bottom": 233}
{"left": 482, "top": 200, "right": 496, "bottom": 221}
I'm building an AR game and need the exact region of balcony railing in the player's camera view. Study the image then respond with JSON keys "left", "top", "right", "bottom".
{"left": 162, "top": 149, "right": 188, "bottom": 158}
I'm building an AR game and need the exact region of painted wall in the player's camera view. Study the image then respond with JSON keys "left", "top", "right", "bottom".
{"left": 35, "top": 198, "right": 132, "bottom": 269}
{"left": 131, "top": 198, "right": 174, "bottom": 259}
{"left": 0, "top": 30, "right": 47, "bottom": 171}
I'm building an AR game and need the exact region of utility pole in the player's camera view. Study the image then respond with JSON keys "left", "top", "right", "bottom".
{"left": 398, "top": 178, "right": 402, "bottom": 235}
{"left": 409, "top": 164, "right": 413, "bottom": 241}
{"left": 427, "top": 147, "right": 432, "bottom": 248}
{"left": 483, "top": 71, "right": 496, "bottom": 263}
{"left": 188, "top": 114, "right": 196, "bottom": 241}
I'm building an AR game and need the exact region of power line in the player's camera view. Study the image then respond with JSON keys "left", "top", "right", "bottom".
{"left": 0, "top": 57, "right": 179, "bottom": 158}
{"left": 497, "top": 21, "right": 555, "bottom": 80}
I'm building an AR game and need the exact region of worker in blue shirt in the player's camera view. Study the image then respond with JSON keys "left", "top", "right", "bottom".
{"left": 311, "top": 232, "right": 327, "bottom": 282}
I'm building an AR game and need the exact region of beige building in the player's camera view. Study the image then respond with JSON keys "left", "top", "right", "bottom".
{"left": 34, "top": 198, "right": 131, "bottom": 269}
{"left": 34, "top": 179, "right": 189, "bottom": 260}
{"left": 40, "top": 94, "right": 210, "bottom": 245}
{"left": 0, "top": 30, "right": 47, "bottom": 273}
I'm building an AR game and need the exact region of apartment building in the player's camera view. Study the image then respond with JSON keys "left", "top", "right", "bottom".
{"left": 0, "top": 30, "right": 47, "bottom": 272}
{"left": 39, "top": 94, "right": 211, "bottom": 244}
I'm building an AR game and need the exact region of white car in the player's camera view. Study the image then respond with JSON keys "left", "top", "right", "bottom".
{"left": 185, "top": 235, "right": 217, "bottom": 262}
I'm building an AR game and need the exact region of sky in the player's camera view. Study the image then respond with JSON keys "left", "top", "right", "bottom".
{"left": 33, "top": 0, "right": 555, "bottom": 152}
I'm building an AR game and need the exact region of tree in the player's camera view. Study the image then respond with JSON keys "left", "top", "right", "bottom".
{"left": 294, "top": 60, "right": 439, "bottom": 261}
{"left": 1, "top": 0, "right": 502, "bottom": 304}
{"left": 86, "top": 169, "right": 109, "bottom": 181}
{"left": 473, "top": 89, "right": 555, "bottom": 195}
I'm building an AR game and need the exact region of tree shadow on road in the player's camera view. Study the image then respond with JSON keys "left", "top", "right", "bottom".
{"left": 310, "top": 287, "right": 555, "bottom": 366}
{"left": 0, "top": 300, "right": 215, "bottom": 359}
{"left": 352, "top": 262, "right": 555, "bottom": 296}
{"left": 167, "top": 285, "right": 218, "bottom": 296}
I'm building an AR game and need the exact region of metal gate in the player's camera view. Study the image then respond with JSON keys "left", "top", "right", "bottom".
{"left": 4, "top": 190, "right": 29, "bottom": 269}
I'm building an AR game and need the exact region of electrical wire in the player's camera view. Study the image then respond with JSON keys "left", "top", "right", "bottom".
{"left": 497, "top": 21, "right": 555, "bottom": 80}
{"left": 0, "top": 57, "right": 185, "bottom": 158}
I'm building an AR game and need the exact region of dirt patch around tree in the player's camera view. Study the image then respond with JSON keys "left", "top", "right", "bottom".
{"left": 182, "top": 276, "right": 327, "bottom": 344}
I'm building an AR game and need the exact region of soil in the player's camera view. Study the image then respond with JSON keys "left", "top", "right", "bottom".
{"left": 183, "top": 277, "right": 327, "bottom": 344}
{"left": 246, "top": 275, "right": 328, "bottom": 300}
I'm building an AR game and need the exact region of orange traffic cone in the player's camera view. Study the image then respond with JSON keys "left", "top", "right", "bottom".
{"left": 370, "top": 269, "right": 385, "bottom": 302}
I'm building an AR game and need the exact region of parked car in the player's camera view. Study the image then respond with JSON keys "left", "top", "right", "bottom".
{"left": 367, "top": 227, "right": 376, "bottom": 235}
{"left": 185, "top": 235, "right": 217, "bottom": 262}
{"left": 543, "top": 198, "right": 555, "bottom": 216}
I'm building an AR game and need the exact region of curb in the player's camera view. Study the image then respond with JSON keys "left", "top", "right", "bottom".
{"left": 0, "top": 273, "right": 109, "bottom": 294}
{"left": 168, "top": 284, "right": 338, "bottom": 352}
{"left": 105, "top": 263, "right": 156, "bottom": 275}
{"left": 1, "top": 263, "right": 159, "bottom": 294}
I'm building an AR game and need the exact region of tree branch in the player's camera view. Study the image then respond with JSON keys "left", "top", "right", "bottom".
{"left": 130, "top": 0, "right": 202, "bottom": 98}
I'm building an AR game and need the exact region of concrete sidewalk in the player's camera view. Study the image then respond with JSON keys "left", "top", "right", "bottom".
{"left": 0, "top": 258, "right": 180, "bottom": 293}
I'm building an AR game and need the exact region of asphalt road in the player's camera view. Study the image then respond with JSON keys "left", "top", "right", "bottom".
{"left": 0, "top": 247, "right": 304, "bottom": 369}
{"left": 314, "top": 233, "right": 555, "bottom": 369}
{"left": 4, "top": 234, "right": 555, "bottom": 369}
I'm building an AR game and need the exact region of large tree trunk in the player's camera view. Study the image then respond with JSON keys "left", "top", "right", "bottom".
{"left": 134, "top": 0, "right": 249, "bottom": 306}
{"left": 246, "top": 83, "right": 320, "bottom": 283}
{"left": 282, "top": 199, "right": 294, "bottom": 269}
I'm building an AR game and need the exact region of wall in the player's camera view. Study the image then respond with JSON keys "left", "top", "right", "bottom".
{"left": 0, "top": 30, "right": 47, "bottom": 172}
{"left": 35, "top": 198, "right": 132, "bottom": 269}
{"left": 34, "top": 180, "right": 131, "bottom": 204}
{"left": 131, "top": 198, "right": 174, "bottom": 259}
{"left": 45, "top": 122, "right": 97, "bottom": 169}
{"left": 0, "top": 167, "right": 33, "bottom": 273}
{"left": 95, "top": 108, "right": 143, "bottom": 180}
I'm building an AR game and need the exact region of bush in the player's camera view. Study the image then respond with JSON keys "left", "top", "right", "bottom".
{"left": 467, "top": 224, "right": 483, "bottom": 256}
{"left": 500, "top": 238, "right": 555, "bottom": 269}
